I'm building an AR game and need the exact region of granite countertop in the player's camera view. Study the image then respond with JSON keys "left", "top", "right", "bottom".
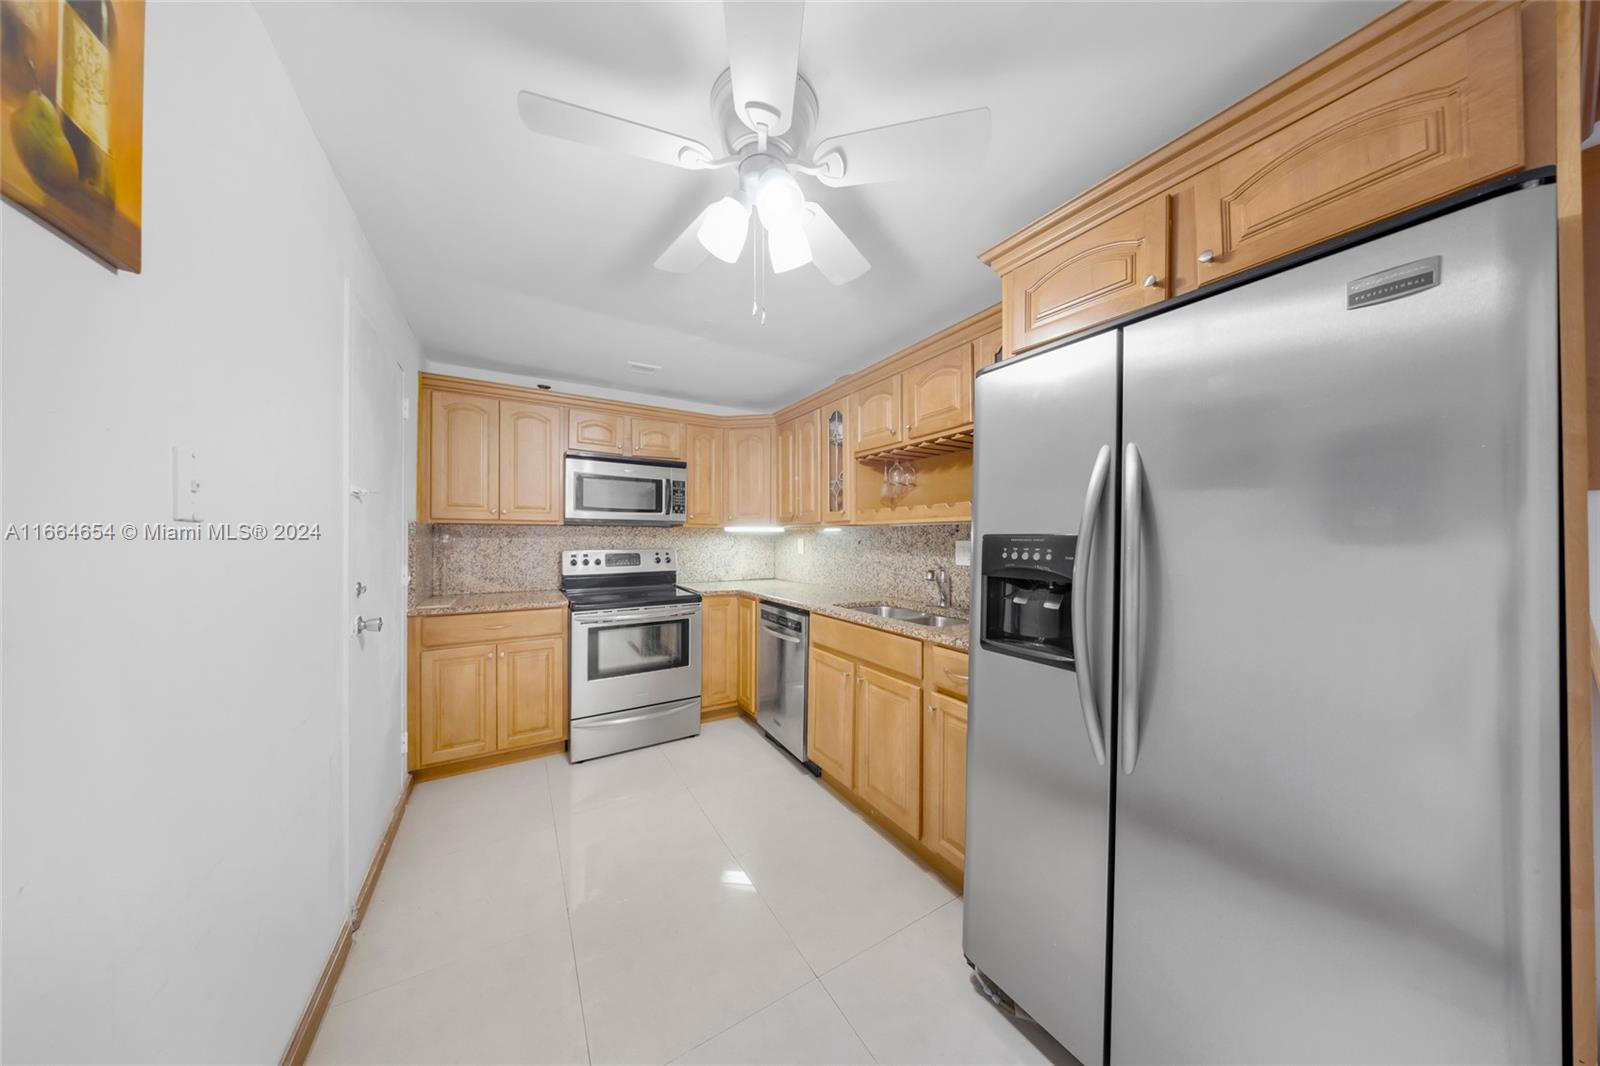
{"left": 409, "top": 579, "right": 971, "bottom": 652}
{"left": 409, "top": 588, "right": 567, "bottom": 616}
{"left": 685, "top": 579, "right": 970, "bottom": 651}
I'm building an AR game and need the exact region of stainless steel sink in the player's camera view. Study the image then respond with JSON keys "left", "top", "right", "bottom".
{"left": 847, "top": 603, "right": 930, "bottom": 621}
{"left": 843, "top": 603, "right": 969, "bottom": 628}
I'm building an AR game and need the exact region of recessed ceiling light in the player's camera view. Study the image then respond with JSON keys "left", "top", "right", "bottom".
{"left": 627, "top": 361, "right": 662, "bottom": 374}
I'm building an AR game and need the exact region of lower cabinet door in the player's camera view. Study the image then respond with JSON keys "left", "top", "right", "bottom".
{"left": 496, "top": 636, "right": 566, "bottom": 750}
{"left": 922, "top": 691, "right": 968, "bottom": 867}
{"left": 808, "top": 646, "right": 856, "bottom": 785}
{"left": 701, "top": 595, "right": 739, "bottom": 710}
{"left": 857, "top": 665, "right": 922, "bottom": 837}
{"left": 737, "top": 596, "right": 757, "bottom": 714}
{"left": 419, "top": 643, "right": 497, "bottom": 766}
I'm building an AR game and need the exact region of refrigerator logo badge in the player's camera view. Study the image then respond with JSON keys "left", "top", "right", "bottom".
{"left": 1347, "top": 256, "right": 1441, "bottom": 309}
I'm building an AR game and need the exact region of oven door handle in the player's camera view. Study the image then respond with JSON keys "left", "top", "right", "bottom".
{"left": 572, "top": 606, "right": 699, "bottom": 627}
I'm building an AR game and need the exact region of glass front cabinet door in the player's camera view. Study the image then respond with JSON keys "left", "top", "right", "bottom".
{"left": 824, "top": 406, "right": 851, "bottom": 523}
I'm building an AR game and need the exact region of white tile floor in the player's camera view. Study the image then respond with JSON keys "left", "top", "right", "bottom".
{"left": 309, "top": 717, "right": 1076, "bottom": 1065}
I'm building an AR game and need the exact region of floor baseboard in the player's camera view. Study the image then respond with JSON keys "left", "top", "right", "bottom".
{"left": 280, "top": 776, "right": 414, "bottom": 1065}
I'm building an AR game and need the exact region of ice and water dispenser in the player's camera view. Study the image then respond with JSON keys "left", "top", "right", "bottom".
{"left": 979, "top": 534, "right": 1076, "bottom": 669}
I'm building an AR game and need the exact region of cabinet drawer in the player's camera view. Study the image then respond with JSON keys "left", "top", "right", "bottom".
{"left": 925, "top": 645, "right": 969, "bottom": 700}
{"left": 1193, "top": 10, "right": 1523, "bottom": 286}
{"left": 420, "top": 608, "right": 565, "bottom": 648}
{"left": 1003, "top": 196, "right": 1169, "bottom": 355}
{"left": 812, "top": 615, "right": 922, "bottom": 680}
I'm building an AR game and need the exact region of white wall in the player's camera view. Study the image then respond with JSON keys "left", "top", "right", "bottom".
{"left": 424, "top": 359, "right": 765, "bottom": 417}
{"left": 1, "top": 4, "right": 420, "bottom": 1060}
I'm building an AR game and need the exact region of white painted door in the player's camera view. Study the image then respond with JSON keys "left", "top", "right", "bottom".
{"left": 346, "top": 288, "right": 405, "bottom": 897}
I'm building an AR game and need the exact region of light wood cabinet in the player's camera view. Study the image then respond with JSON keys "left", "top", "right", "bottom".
{"left": 852, "top": 376, "right": 902, "bottom": 454}
{"left": 418, "top": 643, "right": 497, "bottom": 766}
{"left": 921, "top": 689, "right": 967, "bottom": 868}
{"left": 821, "top": 404, "right": 852, "bottom": 524}
{"left": 410, "top": 608, "right": 568, "bottom": 772}
{"left": 776, "top": 418, "right": 797, "bottom": 523}
{"left": 428, "top": 390, "right": 500, "bottom": 521}
{"left": 903, "top": 343, "right": 974, "bottom": 441}
{"left": 701, "top": 595, "right": 739, "bottom": 712}
{"left": 497, "top": 636, "right": 565, "bottom": 750}
{"left": 725, "top": 425, "right": 775, "bottom": 525}
{"left": 855, "top": 664, "right": 923, "bottom": 837}
{"left": 1192, "top": 10, "right": 1523, "bottom": 287}
{"left": 686, "top": 424, "right": 724, "bottom": 527}
{"left": 737, "top": 595, "right": 757, "bottom": 715}
{"left": 567, "top": 406, "right": 630, "bottom": 456}
{"left": 808, "top": 645, "right": 857, "bottom": 785}
{"left": 498, "top": 400, "right": 563, "bottom": 523}
{"left": 1004, "top": 196, "right": 1170, "bottom": 356}
{"left": 777, "top": 409, "right": 822, "bottom": 525}
{"left": 976, "top": 327, "right": 1004, "bottom": 370}
{"left": 631, "top": 416, "right": 686, "bottom": 461}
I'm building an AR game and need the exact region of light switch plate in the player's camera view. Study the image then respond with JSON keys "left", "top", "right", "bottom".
{"left": 954, "top": 539, "right": 972, "bottom": 566}
{"left": 172, "top": 445, "right": 203, "bottom": 522}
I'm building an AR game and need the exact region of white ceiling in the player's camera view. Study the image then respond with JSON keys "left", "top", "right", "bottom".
{"left": 258, "top": 1, "right": 1392, "bottom": 411}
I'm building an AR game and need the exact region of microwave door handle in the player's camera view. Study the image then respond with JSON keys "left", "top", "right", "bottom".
{"left": 1071, "top": 444, "right": 1112, "bottom": 767}
{"left": 1120, "top": 442, "right": 1145, "bottom": 775}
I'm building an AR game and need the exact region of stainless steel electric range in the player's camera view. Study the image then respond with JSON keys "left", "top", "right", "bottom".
{"left": 561, "top": 547, "right": 702, "bottom": 762}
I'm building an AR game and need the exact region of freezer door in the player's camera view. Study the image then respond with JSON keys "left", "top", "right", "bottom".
{"left": 1112, "top": 185, "right": 1561, "bottom": 1063}
{"left": 964, "top": 330, "right": 1118, "bottom": 1066}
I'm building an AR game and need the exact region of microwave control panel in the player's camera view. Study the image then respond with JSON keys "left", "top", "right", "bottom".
{"left": 669, "top": 479, "right": 687, "bottom": 515}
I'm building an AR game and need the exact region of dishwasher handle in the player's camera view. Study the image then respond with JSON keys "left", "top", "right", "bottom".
{"left": 761, "top": 625, "right": 802, "bottom": 644}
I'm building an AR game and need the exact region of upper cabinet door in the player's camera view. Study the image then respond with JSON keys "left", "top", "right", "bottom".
{"left": 567, "top": 406, "right": 630, "bottom": 456}
{"left": 794, "top": 408, "right": 822, "bottom": 526}
{"left": 852, "top": 376, "right": 903, "bottom": 454}
{"left": 631, "top": 417, "right": 687, "bottom": 460}
{"left": 903, "top": 342, "right": 974, "bottom": 440}
{"left": 685, "top": 424, "right": 723, "bottom": 527}
{"left": 1004, "top": 196, "right": 1170, "bottom": 356}
{"left": 822, "top": 405, "right": 852, "bottom": 524}
{"left": 775, "top": 418, "right": 798, "bottom": 523}
{"left": 429, "top": 390, "right": 500, "bottom": 521}
{"left": 975, "top": 326, "right": 1005, "bottom": 371}
{"left": 1193, "top": 11, "right": 1522, "bottom": 287}
{"left": 725, "top": 425, "right": 775, "bottom": 525}
{"left": 499, "top": 400, "right": 562, "bottom": 523}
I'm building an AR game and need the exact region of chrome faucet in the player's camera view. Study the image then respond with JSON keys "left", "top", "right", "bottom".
{"left": 926, "top": 566, "right": 951, "bottom": 609}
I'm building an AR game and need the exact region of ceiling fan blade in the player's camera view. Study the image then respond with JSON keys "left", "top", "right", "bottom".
{"left": 517, "top": 90, "right": 714, "bottom": 169}
{"left": 800, "top": 203, "right": 869, "bottom": 285}
{"left": 810, "top": 107, "right": 990, "bottom": 187}
{"left": 654, "top": 204, "right": 716, "bottom": 273}
{"left": 724, "top": 1, "right": 804, "bottom": 136}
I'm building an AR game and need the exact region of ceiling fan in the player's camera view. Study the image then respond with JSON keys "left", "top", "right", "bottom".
{"left": 516, "top": 0, "right": 990, "bottom": 298}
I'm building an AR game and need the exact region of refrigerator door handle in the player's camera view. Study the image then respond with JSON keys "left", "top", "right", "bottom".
{"left": 1120, "top": 442, "right": 1145, "bottom": 775}
{"left": 1071, "top": 444, "right": 1112, "bottom": 765}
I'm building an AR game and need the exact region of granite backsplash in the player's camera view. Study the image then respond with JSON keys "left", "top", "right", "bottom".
{"left": 409, "top": 521, "right": 973, "bottom": 609}
{"left": 775, "top": 523, "right": 972, "bottom": 609}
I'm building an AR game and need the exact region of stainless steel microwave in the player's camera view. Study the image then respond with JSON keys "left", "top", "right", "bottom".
{"left": 564, "top": 454, "right": 688, "bottom": 525}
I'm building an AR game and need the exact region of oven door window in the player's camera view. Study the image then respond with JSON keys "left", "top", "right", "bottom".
{"left": 575, "top": 473, "right": 664, "bottom": 515}
{"left": 587, "top": 618, "right": 689, "bottom": 679}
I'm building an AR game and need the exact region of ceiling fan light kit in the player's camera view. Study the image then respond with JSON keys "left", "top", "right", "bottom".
{"left": 516, "top": 0, "right": 991, "bottom": 312}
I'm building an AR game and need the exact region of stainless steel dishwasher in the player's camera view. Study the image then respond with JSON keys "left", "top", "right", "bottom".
{"left": 756, "top": 602, "right": 815, "bottom": 771}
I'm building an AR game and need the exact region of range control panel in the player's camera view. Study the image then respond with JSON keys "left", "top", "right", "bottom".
{"left": 561, "top": 548, "right": 675, "bottom": 575}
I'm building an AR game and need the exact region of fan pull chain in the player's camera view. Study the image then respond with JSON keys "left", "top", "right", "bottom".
{"left": 751, "top": 225, "right": 767, "bottom": 325}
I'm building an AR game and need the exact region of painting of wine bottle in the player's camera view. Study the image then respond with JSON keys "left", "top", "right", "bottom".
{"left": 1, "top": 0, "right": 143, "bottom": 272}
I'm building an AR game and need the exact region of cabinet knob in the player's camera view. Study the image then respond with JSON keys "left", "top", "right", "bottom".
{"left": 1198, "top": 249, "right": 1216, "bottom": 264}
{"left": 500, "top": 651, "right": 505, "bottom": 658}
{"left": 1142, "top": 274, "right": 1160, "bottom": 288}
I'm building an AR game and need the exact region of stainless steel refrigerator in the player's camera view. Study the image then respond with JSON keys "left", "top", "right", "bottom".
{"left": 963, "top": 180, "right": 1563, "bottom": 1065}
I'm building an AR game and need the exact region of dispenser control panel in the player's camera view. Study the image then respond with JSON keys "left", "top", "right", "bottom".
{"left": 980, "top": 533, "right": 1076, "bottom": 670}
